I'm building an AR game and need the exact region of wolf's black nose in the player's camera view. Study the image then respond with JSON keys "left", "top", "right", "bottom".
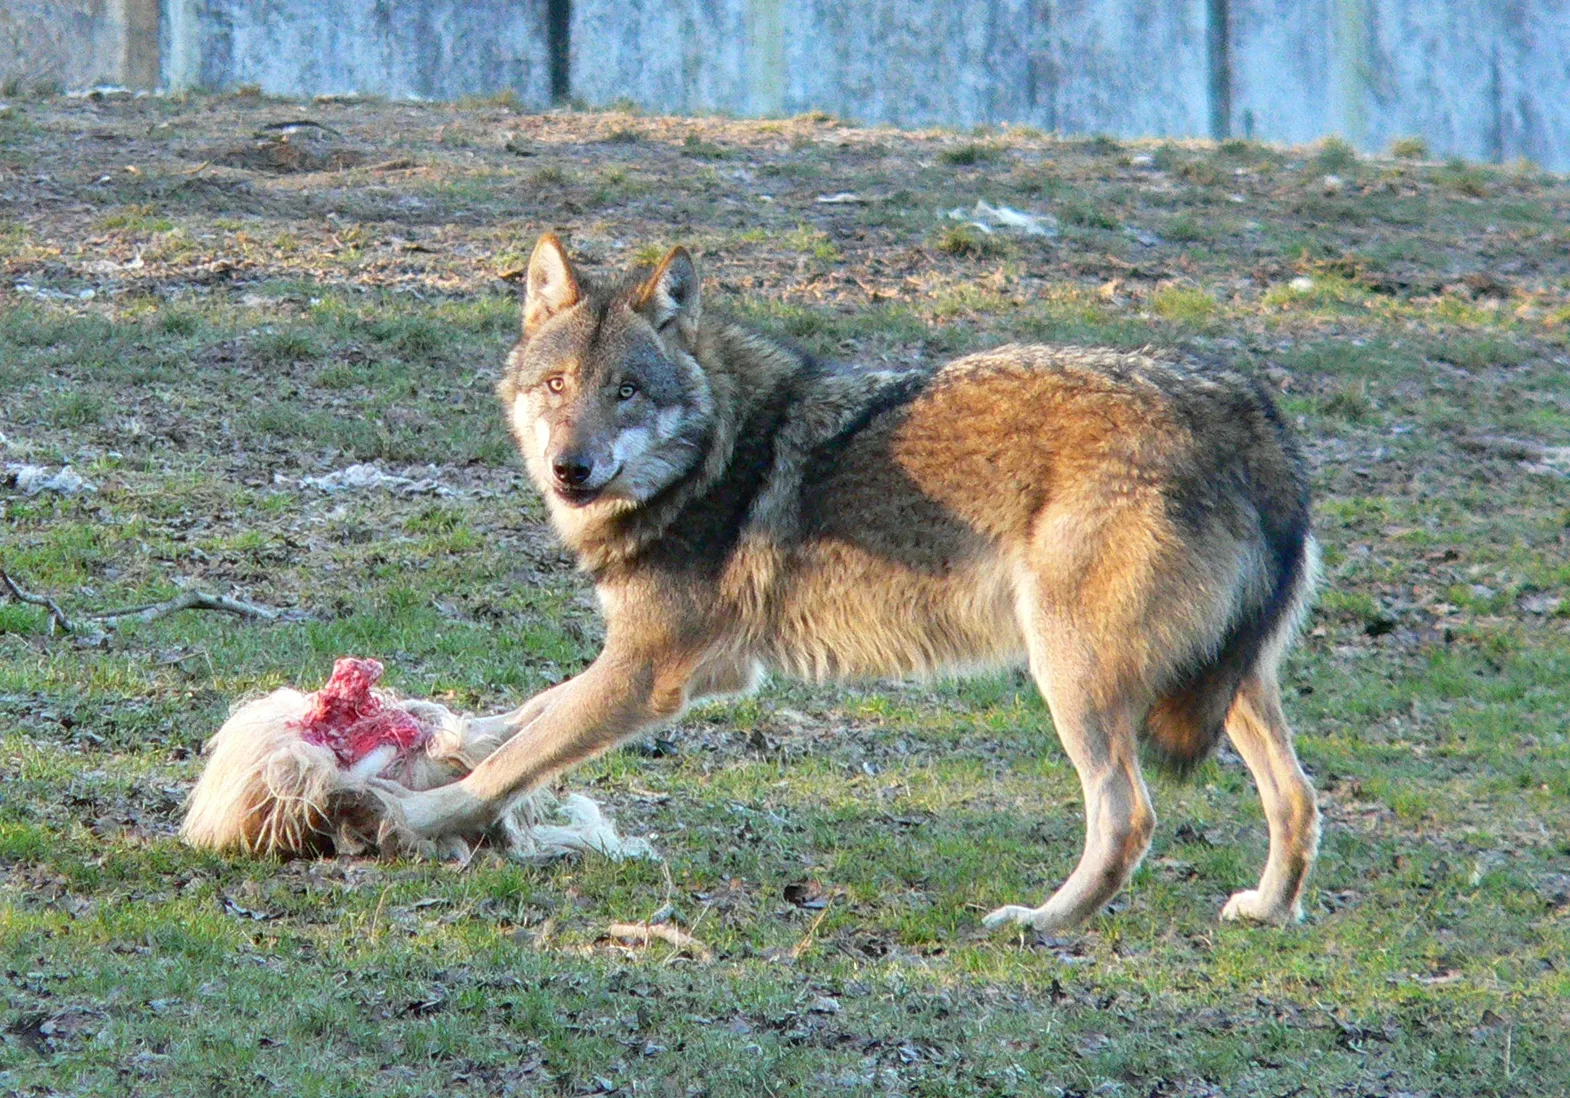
{"left": 553, "top": 457, "right": 593, "bottom": 486}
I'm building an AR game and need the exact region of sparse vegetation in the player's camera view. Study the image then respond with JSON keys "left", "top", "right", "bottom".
{"left": 1058, "top": 199, "right": 1120, "bottom": 230}
{"left": 1390, "top": 135, "right": 1429, "bottom": 160}
{"left": 1314, "top": 135, "right": 1360, "bottom": 173}
{"left": 1151, "top": 284, "right": 1218, "bottom": 324}
{"left": 1176, "top": 158, "right": 1224, "bottom": 186}
{"left": 1441, "top": 156, "right": 1492, "bottom": 198}
{"left": 680, "top": 133, "right": 728, "bottom": 160}
{"left": 938, "top": 142, "right": 1002, "bottom": 167}
{"left": 932, "top": 223, "right": 1011, "bottom": 259}
{"left": 251, "top": 327, "right": 323, "bottom": 364}
{"left": 2, "top": 100, "right": 1568, "bottom": 1097}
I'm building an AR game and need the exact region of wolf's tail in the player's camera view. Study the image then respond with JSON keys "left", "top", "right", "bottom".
{"left": 1142, "top": 531, "right": 1320, "bottom": 772}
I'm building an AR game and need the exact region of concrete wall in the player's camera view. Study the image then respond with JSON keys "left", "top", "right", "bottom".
{"left": 159, "top": 0, "right": 552, "bottom": 101}
{"left": 3, "top": 0, "right": 1567, "bottom": 169}
{"left": 568, "top": 0, "right": 1212, "bottom": 139}
{"left": 0, "top": 0, "right": 157, "bottom": 91}
{"left": 1231, "top": 0, "right": 1570, "bottom": 166}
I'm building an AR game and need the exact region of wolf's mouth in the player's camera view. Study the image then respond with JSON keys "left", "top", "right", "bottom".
{"left": 554, "top": 467, "right": 621, "bottom": 507}
{"left": 555, "top": 485, "right": 603, "bottom": 506}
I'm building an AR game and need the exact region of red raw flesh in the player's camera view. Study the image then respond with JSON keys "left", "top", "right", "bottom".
{"left": 295, "top": 657, "right": 430, "bottom": 768}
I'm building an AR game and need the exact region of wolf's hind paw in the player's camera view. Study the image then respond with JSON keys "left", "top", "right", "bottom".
{"left": 1220, "top": 889, "right": 1302, "bottom": 926}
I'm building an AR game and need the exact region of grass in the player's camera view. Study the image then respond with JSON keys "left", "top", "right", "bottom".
{"left": 1314, "top": 136, "right": 1360, "bottom": 174}
{"left": 932, "top": 224, "right": 1013, "bottom": 260}
{"left": 1391, "top": 136, "right": 1429, "bottom": 160}
{"left": 938, "top": 143, "right": 1002, "bottom": 167}
{"left": 1, "top": 96, "right": 1569, "bottom": 1097}
{"left": 1151, "top": 285, "right": 1218, "bottom": 325}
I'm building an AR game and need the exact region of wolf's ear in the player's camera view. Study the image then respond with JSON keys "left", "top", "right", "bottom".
{"left": 634, "top": 247, "right": 700, "bottom": 335}
{"left": 523, "top": 232, "right": 581, "bottom": 334}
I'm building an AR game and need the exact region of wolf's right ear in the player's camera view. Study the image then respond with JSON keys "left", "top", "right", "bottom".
{"left": 523, "top": 232, "right": 581, "bottom": 334}
{"left": 634, "top": 247, "right": 700, "bottom": 336}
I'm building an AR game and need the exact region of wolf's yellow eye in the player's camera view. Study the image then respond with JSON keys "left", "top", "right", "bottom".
{"left": 617, "top": 382, "right": 638, "bottom": 400}
{"left": 546, "top": 376, "right": 565, "bottom": 393}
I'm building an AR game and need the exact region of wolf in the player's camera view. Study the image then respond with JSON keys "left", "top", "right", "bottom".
{"left": 373, "top": 233, "right": 1322, "bottom": 931}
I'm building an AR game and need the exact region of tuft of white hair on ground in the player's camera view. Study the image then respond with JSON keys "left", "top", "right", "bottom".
{"left": 4, "top": 462, "right": 95, "bottom": 497}
{"left": 501, "top": 792, "right": 657, "bottom": 865}
{"left": 181, "top": 689, "right": 656, "bottom": 864}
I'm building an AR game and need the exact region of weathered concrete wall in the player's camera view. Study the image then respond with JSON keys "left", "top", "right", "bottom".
{"left": 569, "top": 0, "right": 1213, "bottom": 139}
{"left": 569, "top": 0, "right": 1570, "bottom": 166}
{"left": 5, "top": 1, "right": 1567, "bottom": 168}
{"left": 160, "top": 0, "right": 552, "bottom": 103}
{"left": 788, "top": 0, "right": 1212, "bottom": 136}
{"left": 1231, "top": 0, "right": 1570, "bottom": 166}
{"left": 0, "top": 0, "right": 157, "bottom": 91}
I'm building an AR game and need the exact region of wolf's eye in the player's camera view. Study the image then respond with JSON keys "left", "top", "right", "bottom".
{"left": 545, "top": 376, "right": 565, "bottom": 394}
{"left": 617, "top": 382, "right": 639, "bottom": 400}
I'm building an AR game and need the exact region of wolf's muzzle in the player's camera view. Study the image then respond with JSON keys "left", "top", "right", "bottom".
{"left": 552, "top": 455, "right": 595, "bottom": 487}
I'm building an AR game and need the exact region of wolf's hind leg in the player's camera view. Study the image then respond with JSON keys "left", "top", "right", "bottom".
{"left": 983, "top": 632, "right": 1156, "bottom": 933}
{"left": 1219, "top": 671, "right": 1319, "bottom": 925}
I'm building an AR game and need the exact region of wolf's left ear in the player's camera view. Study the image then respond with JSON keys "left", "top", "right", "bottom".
{"left": 523, "top": 232, "right": 581, "bottom": 334}
{"left": 635, "top": 247, "right": 700, "bottom": 335}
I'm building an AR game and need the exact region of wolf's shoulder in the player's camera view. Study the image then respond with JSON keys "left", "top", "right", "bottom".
{"left": 774, "top": 357, "right": 936, "bottom": 455}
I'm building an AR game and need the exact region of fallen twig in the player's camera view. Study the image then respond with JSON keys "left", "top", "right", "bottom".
{"left": 608, "top": 921, "right": 713, "bottom": 961}
{"left": 0, "top": 569, "right": 293, "bottom": 635}
{"left": 92, "top": 589, "right": 284, "bottom": 625}
{"left": 255, "top": 119, "right": 344, "bottom": 138}
{"left": 790, "top": 897, "right": 834, "bottom": 960}
{"left": 0, "top": 571, "right": 76, "bottom": 634}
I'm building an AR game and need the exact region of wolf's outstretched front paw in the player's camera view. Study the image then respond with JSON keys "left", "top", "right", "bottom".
{"left": 367, "top": 778, "right": 488, "bottom": 841}
{"left": 1220, "top": 888, "right": 1302, "bottom": 926}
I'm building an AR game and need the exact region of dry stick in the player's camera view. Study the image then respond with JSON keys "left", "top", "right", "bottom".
{"left": 0, "top": 570, "right": 75, "bottom": 634}
{"left": 0, "top": 570, "right": 287, "bottom": 635}
{"left": 608, "top": 922, "right": 713, "bottom": 962}
{"left": 789, "top": 897, "right": 834, "bottom": 960}
{"left": 92, "top": 589, "right": 284, "bottom": 625}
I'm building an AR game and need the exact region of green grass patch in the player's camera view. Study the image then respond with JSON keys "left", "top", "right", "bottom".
{"left": 1151, "top": 284, "right": 1218, "bottom": 324}
{"left": 939, "top": 142, "right": 1003, "bottom": 167}
{"left": 931, "top": 223, "right": 1013, "bottom": 260}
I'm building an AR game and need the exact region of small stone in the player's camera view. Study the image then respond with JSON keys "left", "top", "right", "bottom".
{"left": 1519, "top": 593, "right": 1562, "bottom": 615}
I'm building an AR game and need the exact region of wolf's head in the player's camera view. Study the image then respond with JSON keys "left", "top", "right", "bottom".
{"left": 499, "top": 234, "right": 714, "bottom": 528}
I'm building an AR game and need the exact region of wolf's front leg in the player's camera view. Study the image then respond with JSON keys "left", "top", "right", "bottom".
{"left": 460, "top": 677, "right": 578, "bottom": 742}
{"left": 379, "top": 648, "right": 686, "bottom": 840}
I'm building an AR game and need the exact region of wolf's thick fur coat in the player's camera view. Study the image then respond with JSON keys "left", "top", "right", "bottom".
{"left": 376, "top": 236, "right": 1322, "bottom": 931}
